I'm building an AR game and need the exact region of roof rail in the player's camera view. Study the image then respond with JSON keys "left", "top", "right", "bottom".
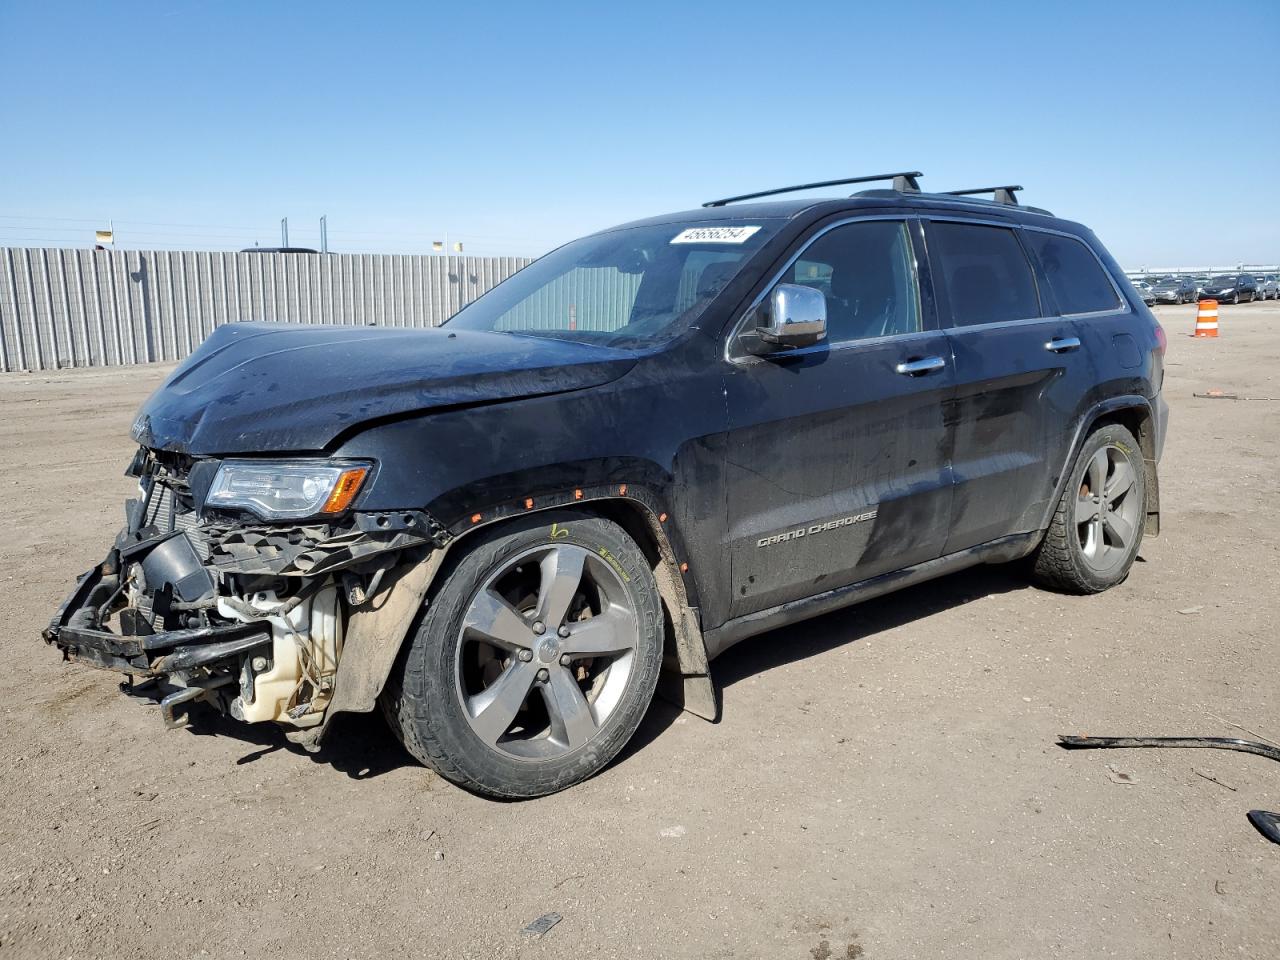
{"left": 702, "top": 171, "right": 923, "bottom": 208}
{"left": 944, "top": 185, "right": 1023, "bottom": 206}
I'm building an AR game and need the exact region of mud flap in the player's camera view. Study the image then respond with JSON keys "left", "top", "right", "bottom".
{"left": 652, "top": 561, "right": 717, "bottom": 722}
{"left": 1144, "top": 458, "right": 1161, "bottom": 536}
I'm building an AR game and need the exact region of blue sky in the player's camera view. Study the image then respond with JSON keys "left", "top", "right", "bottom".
{"left": 1, "top": 0, "right": 1277, "bottom": 267}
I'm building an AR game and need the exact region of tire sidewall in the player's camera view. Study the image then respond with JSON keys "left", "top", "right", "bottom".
{"left": 402, "top": 511, "right": 663, "bottom": 797}
{"left": 1060, "top": 425, "right": 1146, "bottom": 591}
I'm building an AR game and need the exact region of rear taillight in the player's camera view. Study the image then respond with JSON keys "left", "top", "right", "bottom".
{"left": 1154, "top": 322, "right": 1167, "bottom": 355}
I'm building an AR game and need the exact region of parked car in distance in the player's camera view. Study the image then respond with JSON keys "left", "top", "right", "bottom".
{"left": 1258, "top": 274, "right": 1278, "bottom": 300}
{"left": 1130, "top": 279, "right": 1157, "bottom": 306}
{"left": 1201, "top": 275, "right": 1258, "bottom": 304}
{"left": 1150, "top": 277, "right": 1197, "bottom": 304}
{"left": 1190, "top": 276, "right": 1211, "bottom": 298}
{"left": 43, "top": 171, "right": 1169, "bottom": 798}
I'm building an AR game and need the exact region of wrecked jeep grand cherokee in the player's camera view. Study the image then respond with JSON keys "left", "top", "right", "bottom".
{"left": 45, "top": 172, "right": 1169, "bottom": 798}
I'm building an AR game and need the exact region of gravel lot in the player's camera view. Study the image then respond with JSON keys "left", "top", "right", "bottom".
{"left": 1, "top": 302, "right": 1278, "bottom": 959}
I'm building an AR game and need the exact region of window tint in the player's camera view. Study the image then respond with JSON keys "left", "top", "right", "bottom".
{"left": 930, "top": 222, "right": 1039, "bottom": 326}
{"left": 1025, "top": 232, "right": 1122, "bottom": 314}
{"left": 785, "top": 220, "right": 920, "bottom": 342}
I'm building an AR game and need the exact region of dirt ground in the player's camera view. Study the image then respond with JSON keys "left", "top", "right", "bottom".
{"left": 1, "top": 302, "right": 1277, "bottom": 960}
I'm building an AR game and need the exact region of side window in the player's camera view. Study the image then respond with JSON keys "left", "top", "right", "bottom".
{"left": 1024, "top": 231, "right": 1123, "bottom": 315}
{"left": 785, "top": 220, "right": 921, "bottom": 342}
{"left": 930, "top": 222, "right": 1039, "bottom": 326}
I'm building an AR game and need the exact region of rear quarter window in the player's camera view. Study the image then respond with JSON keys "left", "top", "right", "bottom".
{"left": 1025, "top": 231, "right": 1123, "bottom": 315}
{"left": 929, "top": 222, "right": 1040, "bottom": 326}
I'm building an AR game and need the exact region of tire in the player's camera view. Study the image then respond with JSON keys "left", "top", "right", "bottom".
{"left": 1030, "top": 423, "right": 1146, "bottom": 594}
{"left": 381, "top": 510, "right": 664, "bottom": 799}
{"left": 1233, "top": 293, "right": 1240, "bottom": 305}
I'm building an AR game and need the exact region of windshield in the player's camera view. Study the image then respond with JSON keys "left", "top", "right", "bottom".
{"left": 1210, "top": 275, "right": 1237, "bottom": 284}
{"left": 445, "top": 220, "right": 779, "bottom": 347}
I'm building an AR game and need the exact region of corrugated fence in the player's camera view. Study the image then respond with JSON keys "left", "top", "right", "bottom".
{"left": 0, "top": 247, "right": 532, "bottom": 372}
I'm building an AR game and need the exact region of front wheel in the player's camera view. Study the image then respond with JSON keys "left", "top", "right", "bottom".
{"left": 1030, "top": 424, "right": 1146, "bottom": 594}
{"left": 381, "top": 511, "right": 664, "bottom": 798}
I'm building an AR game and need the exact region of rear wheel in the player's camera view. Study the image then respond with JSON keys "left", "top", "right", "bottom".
{"left": 381, "top": 511, "right": 663, "bottom": 798}
{"left": 1030, "top": 424, "right": 1146, "bottom": 594}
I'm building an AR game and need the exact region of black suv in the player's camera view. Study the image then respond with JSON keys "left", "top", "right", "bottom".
{"left": 45, "top": 172, "right": 1169, "bottom": 798}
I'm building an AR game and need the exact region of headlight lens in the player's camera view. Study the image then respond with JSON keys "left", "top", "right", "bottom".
{"left": 206, "top": 460, "right": 371, "bottom": 520}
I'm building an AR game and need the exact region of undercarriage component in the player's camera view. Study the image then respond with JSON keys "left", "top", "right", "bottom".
{"left": 1058, "top": 734, "right": 1280, "bottom": 846}
{"left": 161, "top": 674, "right": 233, "bottom": 729}
{"left": 150, "top": 631, "right": 270, "bottom": 672}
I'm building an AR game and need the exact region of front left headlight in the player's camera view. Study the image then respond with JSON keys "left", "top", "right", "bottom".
{"left": 205, "top": 459, "right": 371, "bottom": 520}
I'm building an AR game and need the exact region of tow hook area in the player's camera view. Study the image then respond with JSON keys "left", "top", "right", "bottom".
{"left": 160, "top": 675, "right": 233, "bottom": 729}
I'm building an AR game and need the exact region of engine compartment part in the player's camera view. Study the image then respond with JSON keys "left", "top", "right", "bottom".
{"left": 1058, "top": 734, "right": 1280, "bottom": 847}
{"left": 218, "top": 584, "right": 344, "bottom": 727}
{"left": 42, "top": 453, "right": 448, "bottom": 734}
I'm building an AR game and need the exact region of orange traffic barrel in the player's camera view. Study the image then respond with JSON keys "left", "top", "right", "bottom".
{"left": 1194, "top": 299, "right": 1219, "bottom": 338}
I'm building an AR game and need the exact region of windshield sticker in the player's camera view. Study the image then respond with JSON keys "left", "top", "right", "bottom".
{"left": 670, "top": 226, "right": 761, "bottom": 245}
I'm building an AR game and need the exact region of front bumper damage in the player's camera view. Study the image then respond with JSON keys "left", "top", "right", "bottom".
{"left": 44, "top": 452, "right": 449, "bottom": 732}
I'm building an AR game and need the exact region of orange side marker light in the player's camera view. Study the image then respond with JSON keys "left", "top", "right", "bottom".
{"left": 618, "top": 484, "right": 628, "bottom": 495}
{"left": 320, "top": 466, "right": 370, "bottom": 514}
{"left": 574, "top": 489, "right": 583, "bottom": 500}
{"left": 524, "top": 498, "right": 534, "bottom": 509}
{"left": 470, "top": 513, "right": 482, "bottom": 524}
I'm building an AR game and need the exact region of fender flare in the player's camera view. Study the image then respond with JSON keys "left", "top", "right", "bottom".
{"left": 1036, "top": 394, "right": 1159, "bottom": 535}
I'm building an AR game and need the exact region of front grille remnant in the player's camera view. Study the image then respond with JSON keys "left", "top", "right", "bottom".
{"left": 207, "top": 524, "right": 429, "bottom": 576}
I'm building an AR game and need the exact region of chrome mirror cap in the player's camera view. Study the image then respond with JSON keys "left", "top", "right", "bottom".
{"left": 755, "top": 283, "right": 827, "bottom": 349}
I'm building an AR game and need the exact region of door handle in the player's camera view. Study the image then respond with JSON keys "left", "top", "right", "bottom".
{"left": 1045, "top": 336, "right": 1081, "bottom": 353}
{"left": 895, "top": 356, "right": 946, "bottom": 376}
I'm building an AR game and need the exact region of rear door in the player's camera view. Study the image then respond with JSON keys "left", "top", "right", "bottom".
{"left": 924, "top": 217, "right": 1091, "bottom": 553}
{"left": 1021, "top": 225, "right": 1144, "bottom": 467}
{"left": 721, "top": 217, "right": 955, "bottom": 619}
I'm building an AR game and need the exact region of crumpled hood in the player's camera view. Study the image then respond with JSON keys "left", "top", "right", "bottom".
{"left": 133, "top": 322, "right": 637, "bottom": 455}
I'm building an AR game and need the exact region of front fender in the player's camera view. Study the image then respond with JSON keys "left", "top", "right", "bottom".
{"left": 292, "top": 479, "right": 719, "bottom": 749}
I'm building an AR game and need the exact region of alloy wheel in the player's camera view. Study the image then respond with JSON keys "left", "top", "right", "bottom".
{"left": 454, "top": 543, "right": 639, "bottom": 761}
{"left": 1075, "top": 443, "right": 1142, "bottom": 574}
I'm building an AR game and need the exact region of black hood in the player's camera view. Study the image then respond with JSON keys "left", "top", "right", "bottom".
{"left": 132, "top": 323, "right": 638, "bottom": 455}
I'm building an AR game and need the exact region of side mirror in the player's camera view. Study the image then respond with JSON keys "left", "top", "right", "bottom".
{"left": 744, "top": 283, "right": 827, "bottom": 355}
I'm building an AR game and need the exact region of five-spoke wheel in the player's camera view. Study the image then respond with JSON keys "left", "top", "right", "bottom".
{"left": 457, "top": 543, "right": 638, "bottom": 760}
{"left": 1031, "top": 423, "right": 1147, "bottom": 594}
{"left": 1074, "top": 443, "right": 1141, "bottom": 576}
{"left": 382, "top": 512, "right": 663, "bottom": 798}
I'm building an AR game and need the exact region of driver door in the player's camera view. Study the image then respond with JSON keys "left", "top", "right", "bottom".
{"left": 721, "top": 217, "right": 955, "bottom": 619}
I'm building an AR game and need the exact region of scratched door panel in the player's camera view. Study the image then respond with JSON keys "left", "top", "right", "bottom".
{"left": 723, "top": 334, "right": 954, "bottom": 618}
